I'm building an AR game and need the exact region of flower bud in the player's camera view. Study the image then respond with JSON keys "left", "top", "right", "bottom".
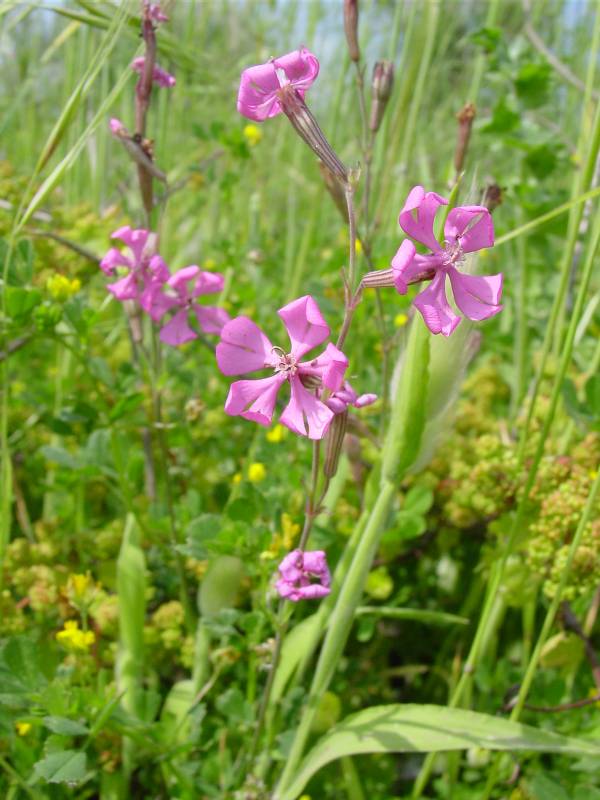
{"left": 453, "top": 103, "right": 476, "bottom": 175}
{"left": 343, "top": 0, "right": 360, "bottom": 62}
{"left": 319, "top": 162, "right": 349, "bottom": 222}
{"left": 369, "top": 61, "right": 394, "bottom": 132}
{"left": 324, "top": 409, "right": 348, "bottom": 478}
{"left": 483, "top": 183, "right": 504, "bottom": 212}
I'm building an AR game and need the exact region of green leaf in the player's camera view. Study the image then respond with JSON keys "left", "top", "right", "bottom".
{"left": 6, "top": 286, "right": 41, "bottom": 320}
{"left": 355, "top": 607, "right": 469, "bottom": 626}
{"left": 198, "top": 556, "right": 244, "bottom": 617}
{"left": 42, "top": 716, "right": 89, "bottom": 736}
{"left": 278, "top": 705, "right": 600, "bottom": 800}
{"left": 33, "top": 749, "right": 87, "bottom": 784}
{"left": 482, "top": 100, "right": 520, "bottom": 134}
{"left": 515, "top": 63, "right": 551, "bottom": 108}
{"left": 402, "top": 485, "right": 434, "bottom": 516}
{"left": 271, "top": 614, "right": 321, "bottom": 704}
{"left": 585, "top": 375, "right": 600, "bottom": 417}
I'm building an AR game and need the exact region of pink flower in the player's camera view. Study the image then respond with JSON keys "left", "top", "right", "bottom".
{"left": 325, "top": 382, "right": 377, "bottom": 415}
{"left": 158, "top": 266, "right": 230, "bottom": 346}
{"left": 138, "top": 255, "right": 173, "bottom": 320}
{"left": 237, "top": 47, "right": 319, "bottom": 122}
{"left": 275, "top": 549, "right": 331, "bottom": 602}
{"left": 131, "top": 57, "right": 176, "bottom": 88}
{"left": 392, "top": 186, "right": 503, "bottom": 336}
{"left": 100, "top": 226, "right": 152, "bottom": 300}
{"left": 146, "top": 2, "right": 168, "bottom": 23}
{"left": 216, "top": 296, "right": 348, "bottom": 440}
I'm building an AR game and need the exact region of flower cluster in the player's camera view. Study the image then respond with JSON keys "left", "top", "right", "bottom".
{"left": 99, "top": 225, "right": 229, "bottom": 345}
{"left": 229, "top": 47, "right": 506, "bottom": 602}
{"left": 56, "top": 620, "right": 95, "bottom": 653}
{"left": 276, "top": 549, "right": 331, "bottom": 601}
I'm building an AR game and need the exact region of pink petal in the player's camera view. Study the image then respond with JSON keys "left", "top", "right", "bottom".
{"left": 272, "top": 47, "right": 320, "bottom": 91}
{"left": 109, "top": 118, "right": 126, "bottom": 136}
{"left": 444, "top": 206, "right": 494, "bottom": 253}
{"left": 193, "top": 305, "right": 230, "bottom": 335}
{"left": 167, "top": 265, "right": 199, "bottom": 296}
{"left": 107, "top": 273, "right": 138, "bottom": 301}
{"left": 216, "top": 316, "right": 275, "bottom": 375}
{"left": 355, "top": 393, "right": 378, "bottom": 408}
{"left": 224, "top": 374, "right": 286, "bottom": 426}
{"left": 278, "top": 550, "right": 304, "bottom": 581}
{"left": 448, "top": 268, "right": 503, "bottom": 321}
{"left": 301, "top": 550, "right": 330, "bottom": 581}
{"left": 294, "top": 583, "right": 331, "bottom": 600}
{"left": 398, "top": 185, "right": 447, "bottom": 253}
{"left": 100, "top": 247, "right": 131, "bottom": 276}
{"left": 160, "top": 309, "right": 197, "bottom": 346}
{"left": 139, "top": 280, "right": 175, "bottom": 321}
{"left": 192, "top": 271, "right": 224, "bottom": 297}
{"left": 300, "top": 342, "right": 348, "bottom": 392}
{"left": 237, "top": 61, "right": 283, "bottom": 121}
{"left": 237, "top": 48, "right": 319, "bottom": 122}
{"left": 111, "top": 226, "right": 149, "bottom": 265}
{"left": 326, "top": 396, "right": 347, "bottom": 414}
{"left": 413, "top": 272, "right": 461, "bottom": 337}
{"left": 278, "top": 295, "right": 330, "bottom": 360}
{"left": 391, "top": 239, "right": 418, "bottom": 293}
{"left": 131, "top": 57, "right": 176, "bottom": 88}
{"left": 148, "top": 254, "right": 170, "bottom": 282}
{"left": 279, "top": 376, "right": 334, "bottom": 440}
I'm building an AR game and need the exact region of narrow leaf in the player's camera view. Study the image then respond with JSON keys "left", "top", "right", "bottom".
{"left": 279, "top": 704, "right": 600, "bottom": 800}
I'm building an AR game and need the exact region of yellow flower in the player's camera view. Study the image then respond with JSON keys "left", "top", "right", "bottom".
{"left": 248, "top": 462, "right": 266, "bottom": 483}
{"left": 203, "top": 258, "right": 217, "bottom": 271}
{"left": 281, "top": 513, "right": 300, "bottom": 549}
{"left": 46, "top": 274, "right": 80, "bottom": 301}
{"left": 394, "top": 312, "right": 408, "bottom": 328}
{"left": 266, "top": 424, "right": 286, "bottom": 443}
{"left": 355, "top": 238, "right": 363, "bottom": 255}
{"left": 232, "top": 472, "right": 242, "bottom": 485}
{"left": 69, "top": 572, "right": 91, "bottom": 600}
{"left": 243, "top": 124, "right": 263, "bottom": 147}
{"left": 16, "top": 722, "right": 32, "bottom": 736}
{"left": 56, "top": 620, "right": 95, "bottom": 653}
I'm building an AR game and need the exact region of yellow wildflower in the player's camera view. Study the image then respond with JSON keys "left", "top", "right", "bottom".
{"left": 355, "top": 238, "right": 363, "bottom": 255}
{"left": 46, "top": 274, "right": 80, "bottom": 301}
{"left": 243, "top": 124, "right": 263, "bottom": 146}
{"left": 266, "top": 424, "right": 286, "bottom": 443}
{"left": 203, "top": 258, "right": 217, "bottom": 271}
{"left": 16, "top": 722, "right": 32, "bottom": 736}
{"left": 69, "top": 572, "right": 91, "bottom": 600}
{"left": 232, "top": 472, "right": 242, "bottom": 485}
{"left": 56, "top": 620, "right": 95, "bottom": 653}
{"left": 394, "top": 312, "right": 408, "bottom": 328}
{"left": 281, "top": 513, "right": 300, "bottom": 549}
{"left": 248, "top": 462, "right": 266, "bottom": 483}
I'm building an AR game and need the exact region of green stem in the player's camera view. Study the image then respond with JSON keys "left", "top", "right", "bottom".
{"left": 274, "top": 481, "right": 396, "bottom": 798}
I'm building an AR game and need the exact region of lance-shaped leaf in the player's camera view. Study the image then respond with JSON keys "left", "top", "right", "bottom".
{"left": 278, "top": 704, "right": 600, "bottom": 800}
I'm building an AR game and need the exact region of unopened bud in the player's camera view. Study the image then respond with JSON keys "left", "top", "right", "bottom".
{"left": 343, "top": 0, "right": 360, "bottom": 62}
{"left": 453, "top": 103, "right": 476, "bottom": 175}
{"left": 319, "top": 162, "right": 349, "bottom": 222}
{"left": 369, "top": 61, "right": 394, "bottom": 132}
{"left": 483, "top": 183, "right": 503, "bottom": 212}
{"left": 324, "top": 410, "right": 348, "bottom": 478}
